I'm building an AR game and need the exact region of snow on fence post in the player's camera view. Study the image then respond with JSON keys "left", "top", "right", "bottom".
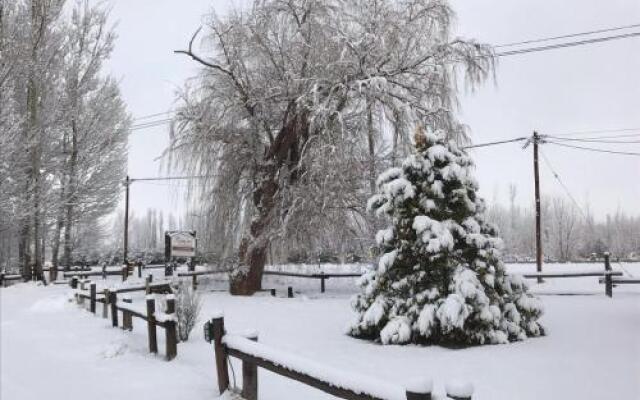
{"left": 102, "top": 289, "right": 109, "bottom": 318}
{"left": 89, "top": 283, "right": 97, "bottom": 314}
{"left": 165, "top": 295, "right": 178, "bottom": 361}
{"left": 145, "top": 275, "right": 151, "bottom": 294}
{"left": 604, "top": 252, "right": 613, "bottom": 297}
{"left": 122, "top": 296, "right": 133, "bottom": 331}
{"left": 445, "top": 380, "right": 474, "bottom": 400}
{"left": 241, "top": 333, "right": 259, "bottom": 400}
{"left": 287, "top": 286, "right": 294, "bottom": 298}
{"left": 110, "top": 291, "right": 118, "bottom": 328}
{"left": 146, "top": 296, "right": 158, "bottom": 354}
{"left": 405, "top": 378, "right": 433, "bottom": 400}
{"left": 320, "top": 271, "right": 326, "bottom": 293}
{"left": 211, "top": 316, "right": 230, "bottom": 394}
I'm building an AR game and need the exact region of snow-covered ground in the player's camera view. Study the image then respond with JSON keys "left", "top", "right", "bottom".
{"left": 1, "top": 263, "right": 639, "bottom": 400}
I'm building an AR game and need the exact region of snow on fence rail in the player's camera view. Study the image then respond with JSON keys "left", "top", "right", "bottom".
{"left": 203, "top": 315, "right": 473, "bottom": 400}
{"left": 263, "top": 270, "right": 363, "bottom": 293}
{"left": 0, "top": 273, "right": 23, "bottom": 287}
{"left": 73, "top": 280, "right": 178, "bottom": 361}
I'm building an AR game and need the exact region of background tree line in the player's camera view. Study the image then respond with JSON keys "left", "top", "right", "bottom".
{"left": 0, "top": 0, "right": 129, "bottom": 278}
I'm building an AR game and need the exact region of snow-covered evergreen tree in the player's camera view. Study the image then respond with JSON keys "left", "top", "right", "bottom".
{"left": 349, "top": 127, "right": 544, "bottom": 346}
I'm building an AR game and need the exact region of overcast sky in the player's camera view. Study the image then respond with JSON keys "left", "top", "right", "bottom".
{"left": 106, "top": 0, "right": 640, "bottom": 221}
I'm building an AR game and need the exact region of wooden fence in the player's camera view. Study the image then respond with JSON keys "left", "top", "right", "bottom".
{"left": 0, "top": 272, "right": 22, "bottom": 287}
{"left": 203, "top": 316, "right": 473, "bottom": 400}
{"left": 263, "top": 271, "right": 362, "bottom": 293}
{"left": 74, "top": 280, "right": 178, "bottom": 361}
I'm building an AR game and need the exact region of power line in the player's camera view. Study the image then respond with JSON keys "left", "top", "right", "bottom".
{"left": 130, "top": 118, "right": 173, "bottom": 131}
{"left": 463, "top": 136, "right": 528, "bottom": 149}
{"left": 548, "top": 128, "right": 640, "bottom": 138}
{"left": 547, "top": 140, "right": 640, "bottom": 156}
{"left": 132, "top": 111, "right": 174, "bottom": 122}
{"left": 129, "top": 175, "right": 219, "bottom": 183}
{"left": 539, "top": 149, "right": 587, "bottom": 218}
{"left": 495, "top": 31, "right": 640, "bottom": 58}
{"left": 548, "top": 136, "right": 640, "bottom": 144}
{"left": 495, "top": 23, "right": 640, "bottom": 48}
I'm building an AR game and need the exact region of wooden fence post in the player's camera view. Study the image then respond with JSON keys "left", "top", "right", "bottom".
{"left": 604, "top": 252, "right": 612, "bottom": 298}
{"left": 146, "top": 296, "right": 158, "bottom": 354}
{"left": 445, "top": 381, "right": 473, "bottom": 400}
{"left": 165, "top": 295, "right": 178, "bottom": 361}
{"left": 287, "top": 286, "right": 293, "bottom": 298}
{"left": 122, "top": 297, "right": 133, "bottom": 331}
{"left": 405, "top": 378, "right": 432, "bottom": 400}
{"left": 102, "top": 289, "right": 109, "bottom": 318}
{"left": 122, "top": 264, "right": 128, "bottom": 282}
{"left": 242, "top": 333, "right": 259, "bottom": 400}
{"left": 320, "top": 272, "right": 326, "bottom": 293}
{"left": 138, "top": 262, "right": 142, "bottom": 278}
{"left": 270, "top": 289, "right": 276, "bottom": 297}
{"left": 110, "top": 291, "right": 118, "bottom": 327}
{"left": 70, "top": 276, "right": 78, "bottom": 289}
{"left": 89, "top": 283, "right": 97, "bottom": 314}
{"left": 192, "top": 274, "right": 197, "bottom": 291}
{"left": 211, "top": 316, "right": 230, "bottom": 395}
{"left": 0, "top": 272, "right": 4, "bottom": 288}
{"left": 145, "top": 275, "right": 151, "bottom": 294}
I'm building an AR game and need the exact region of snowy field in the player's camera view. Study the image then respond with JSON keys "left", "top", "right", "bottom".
{"left": 1, "top": 263, "right": 639, "bottom": 400}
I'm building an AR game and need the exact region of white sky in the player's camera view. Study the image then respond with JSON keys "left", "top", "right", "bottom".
{"left": 106, "top": 0, "right": 640, "bottom": 220}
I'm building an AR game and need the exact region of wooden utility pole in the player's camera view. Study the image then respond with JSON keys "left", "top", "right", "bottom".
{"left": 533, "top": 132, "right": 543, "bottom": 282}
{"left": 124, "top": 176, "right": 130, "bottom": 265}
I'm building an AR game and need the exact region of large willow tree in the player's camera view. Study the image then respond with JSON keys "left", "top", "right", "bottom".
{"left": 172, "top": 0, "right": 494, "bottom": 295}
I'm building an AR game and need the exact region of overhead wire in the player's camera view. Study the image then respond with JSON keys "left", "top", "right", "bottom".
{"left": 494, "top": 23, "right": 640, "bottom": 48}
{"left": 546, "top": 140, "right": 640, "bottom": 156}
{"left": 495, "top": 31, "right": 640, "bottom": 58}
{"left": 539, "top": 149, "right": 587, "bottom": 219}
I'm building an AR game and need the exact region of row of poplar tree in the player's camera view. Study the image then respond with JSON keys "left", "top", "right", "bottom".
{"left": 0, "top": 1, "right": 129, "bottom": 278}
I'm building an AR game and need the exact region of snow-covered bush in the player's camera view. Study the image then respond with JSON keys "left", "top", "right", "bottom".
{"left": 349, "top": 127, "right": 544, "bottom": 346}
{"left": 175, "top": 282, "right": 202, "bottom": 341}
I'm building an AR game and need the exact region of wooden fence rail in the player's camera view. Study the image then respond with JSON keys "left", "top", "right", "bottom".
{"left": 204, "top": 316, "right": 472, "bottom": 400}
{"left": 263, "top": 271, "right": 363, "bottom": 293}
{"left": 73, "top": 280, "right": 178, "bottom": 361}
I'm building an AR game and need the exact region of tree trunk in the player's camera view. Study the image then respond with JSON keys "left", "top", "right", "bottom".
{"left": 63, "top": 117, "right": 79, "bottom": 270}
{"left": 229, "top": 110, "right": 309, "bottom": 295}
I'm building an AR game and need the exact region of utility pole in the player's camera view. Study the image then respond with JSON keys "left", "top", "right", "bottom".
{"left": 533, "top": 132, "right": 543, "bottom": 283}
{"left": 124, "top": 175, "right": 130, "bottom": 265}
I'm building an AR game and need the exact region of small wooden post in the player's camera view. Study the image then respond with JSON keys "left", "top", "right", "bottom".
{"left": 320, "top": 272, "right": 326, "bottom": 293}
{"left": 145, "top": 275, "right": 151, "bottom": 294}
{"left": 80, "top": 279, "right": 87, "bottom": 291}
{"left": 102, "top": 289, "right": 109, "bottom": 318}
{"left": 165, "top": 296, "right": 178, "bottom": 361}
{"left": 211, "top": 316, "right": 230, "bottom": 395}
{"left": 70, "top": 276, "right": 78, "bottom": 289}
{"left": 270, "top": 289, "right": 276, "bottom": 297}
{"left": 604, "top": 252, "right": 613, "bottom": 298}
{"left": 445, "top": 381, "right": 473, "bottom": 400}
{"left": 137, "top": 262, "right": 142, "bottom": 278}
{"left": 242, "top": 333, "right": 259, "bottom": 400}
{"left": 146, "top": 296, "right": 158, "bottom": 354}
{"left": 0, "top": 272, "right": 4, "bottom": 288}
{"left": 406, "top": 391, "right": 432, "bottom": 400}
{"left": 89, "top": 283, "right": 97, "bottom": 314}
{"left": 102, "top": 264, "right": 107, "bottom": 280}
{"left": 287, "top": 286, "right": 293, "bottom": 298}
{"left": 122, "top": 297, "right": 133, "bottom": 331}
{"left": 122, "top": 264, "right": 128, "bottom": 282}
{"left": 192, "top": 274, "right": 197, "bottom": 291}
{"left": 110, "top": 292, "right": 118, "bottom": 327}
